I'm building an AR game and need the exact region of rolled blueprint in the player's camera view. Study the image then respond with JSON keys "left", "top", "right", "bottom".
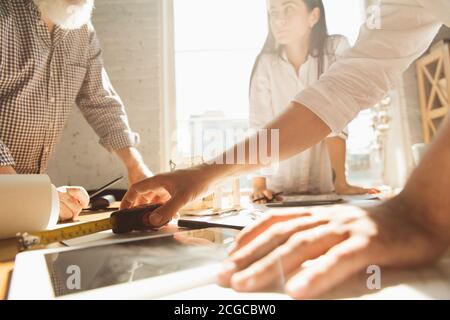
{"left": 0, "top": 175, "right": 59, "bottom": 239}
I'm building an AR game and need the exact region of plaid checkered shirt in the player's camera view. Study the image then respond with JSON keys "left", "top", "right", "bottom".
{"left": 0, "top": 0, "right": 140, "bottom": 174}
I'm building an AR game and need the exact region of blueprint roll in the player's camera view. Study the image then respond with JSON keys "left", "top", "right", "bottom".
{"left": 0, "top": 175, "right": 59, "bottom": 239}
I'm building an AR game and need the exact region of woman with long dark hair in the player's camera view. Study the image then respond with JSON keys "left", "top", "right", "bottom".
{"left": 249, "top": 0, "right": 374, "bottom": 202}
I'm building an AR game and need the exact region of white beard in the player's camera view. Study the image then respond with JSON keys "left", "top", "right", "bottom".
{"left": 33, "top": 0, "right": 94, "bottom": 30}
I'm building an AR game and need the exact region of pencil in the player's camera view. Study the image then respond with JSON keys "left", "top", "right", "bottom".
{"left": 252, "top": 192, "right": 283, "bottom": 203}
{"left": 89, "top": 176, "right": 123, "bottom": 200}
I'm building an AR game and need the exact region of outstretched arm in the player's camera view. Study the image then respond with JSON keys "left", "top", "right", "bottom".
{"left": 217, "top": 115, "right": 450, "bottom": 299}
{"left": 121, "top": 2, "right": 443, "bottom": 227}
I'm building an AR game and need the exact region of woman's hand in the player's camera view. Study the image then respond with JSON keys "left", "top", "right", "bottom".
{"left": 57, "top": 186, "right": 90, "bottom": 222}
{"left": 120, "top": 164, "right": 223, "bottom": 228}
{"left": 250, "top": 188, "right": 282, "bottom": 204}
{"left": 217, "top": 199, "right": 448, "bottom": 299}
{"left": 250, "top": 177, "right": 282, "bottom": 204}
{"left": 335, "top": 182, "right": 380, "bottom": 195}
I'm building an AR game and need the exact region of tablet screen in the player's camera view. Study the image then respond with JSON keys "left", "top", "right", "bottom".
{"left": 44, "top": 228, "right": 237, "bottom": 297}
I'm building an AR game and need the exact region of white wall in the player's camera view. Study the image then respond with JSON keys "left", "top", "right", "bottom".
{"left": 323, "top": 0, "right": 366, "bottom": 45}
{"left": 47, "top": 0, "right": 163, "bottom": 190}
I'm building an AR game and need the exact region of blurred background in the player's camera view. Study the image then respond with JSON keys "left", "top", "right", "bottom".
{"left": 47, "top": 0, "right": 450, "bottom": 192}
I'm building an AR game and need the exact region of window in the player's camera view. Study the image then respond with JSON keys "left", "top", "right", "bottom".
{"left": 173, "top": 0, "right": 267, "bottom": 163}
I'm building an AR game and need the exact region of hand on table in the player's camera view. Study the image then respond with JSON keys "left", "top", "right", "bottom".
{"left": 250, "top": 189, "right": 283, "bottom": 204}
{"left": 217, "top": 199, "right": 448, "bottom": 299}
{"left": 57, "top": 186, "right": 90, "bottom": 222}
{"left": 251, "top": 177, "right": 283, "bottom": 204}
{"left": 335, "top": 182, "right": 380, "bottom": 196}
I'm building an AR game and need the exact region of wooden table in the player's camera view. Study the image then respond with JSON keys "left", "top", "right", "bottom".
{"left": 2, "top": 204, "right": 450, "bottom": 300}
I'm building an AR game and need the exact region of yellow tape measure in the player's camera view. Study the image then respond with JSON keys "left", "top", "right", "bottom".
{"left": 16, "top": 204, "right": 161, "bottom": 251}
{"left": 17, "top": 218, "right": 112, "bottom": 251}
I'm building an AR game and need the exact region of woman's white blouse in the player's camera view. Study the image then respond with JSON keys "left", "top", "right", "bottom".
{"left": 250, "top": 35, "right": 350, "bottom": 194}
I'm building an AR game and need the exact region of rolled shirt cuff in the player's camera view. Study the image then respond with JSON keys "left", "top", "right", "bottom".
{"left": 293, "top": 86, "right": 359, "bottom": 136}
{"left": 327, "top": 130, "right": 349, "bottom": 140}
{"left": 99, "top": 130, "right": 141, "bottom": 151}
{"left": 0, "top": 144, "right": 15, "bottom": 167}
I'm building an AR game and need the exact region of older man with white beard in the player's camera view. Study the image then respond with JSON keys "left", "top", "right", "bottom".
{"left": 0, "top": 0, "right": 165, "bottom": 221}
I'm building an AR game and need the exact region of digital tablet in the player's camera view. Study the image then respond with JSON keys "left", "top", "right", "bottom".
{"left": 266, "top": 194, "right": 343, "bottom": 208}
{"left": 178, "top": 208, "right": 265, "bottom": 230}
{"left": 8, "top": 228, "right": 238, "bottom": 300}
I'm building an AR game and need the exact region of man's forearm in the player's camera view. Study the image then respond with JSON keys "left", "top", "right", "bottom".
{"left": 208, "top": 102, "right": 331, "bottom": 179}
{"left": 399, "top": 115, "right": 450, "bottom": 243}
{"left": 115, "top": 147, "right": 148, "bottom": 171}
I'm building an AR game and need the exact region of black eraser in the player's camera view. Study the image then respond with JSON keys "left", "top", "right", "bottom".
{"left": 110, "top": 204, "right": 162, "bottom": 234}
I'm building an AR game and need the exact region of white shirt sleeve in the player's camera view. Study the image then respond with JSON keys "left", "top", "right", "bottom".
{"left": 327, "top": 35, "right": 351, "bottom": 140}
{"left": 334, "top": 35, "right": 351, "bottom": 59}
{"left": 335, "top": 37, "right": 350, "bottom": 141}
{"left": 293, "top": 0, "right": 443, "bottom": 134}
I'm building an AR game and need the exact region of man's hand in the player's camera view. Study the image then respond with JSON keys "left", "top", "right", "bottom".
{"left": 120, "top": 164, "right": 220, "bottom": 228}
{"left": 217, "top": 199, "right": 448, "bottom": 299}
{"left": 57, "top": 186, "right": 90, "bottom": 222}
{"left": 115, "top": 147, "right": 170, "bottom": 206}
{"left": 0, "top": 167, "right": 88, "bottom": 221}
{"left": 126, "top": 163, "right": 171, "bottom": 206}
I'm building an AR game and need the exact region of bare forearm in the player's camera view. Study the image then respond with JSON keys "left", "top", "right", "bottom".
{"left": 326, "top": 137, "right": 347, "bottom": 184}
{"left": 115, "top": 147, "right": 149, "bottom": 171}
{"left": 399, "top": 115, "right": 450, "bottom": 242}
{"left": 208, "top": 103, "right": 331, "bottom": 179}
